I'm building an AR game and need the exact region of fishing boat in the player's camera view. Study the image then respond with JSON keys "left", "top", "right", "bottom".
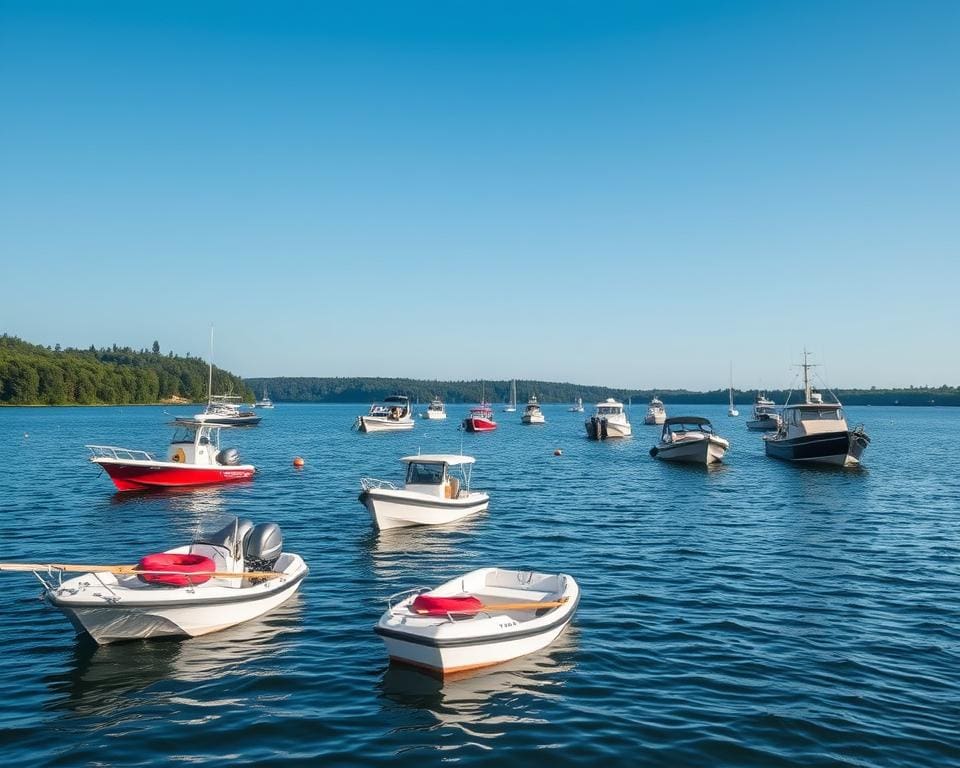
{"left": 521, "top": 394, "right": 546, "bottom": 424}
{"left": 30, "top": 517, "right": 307, "bottom": 645}
{"left": 359, "top": 454, "right": 489, "bottom": 530}
{"left": 356, "top": 395, "right": 415, "bottom": 433}
{"left": 375, "top": 567, "right": 579, "bottom": 676}
{"left": 462, "top": 403, "right": 497, "bottom": 432}
{"left": 650, "top": 416, "right": 729, "bottom": 464}
{"left": 585, "top": 398, "right": 632, "bottom": 439}
{"left": 746, "top": 393, "right": 781, "bottom": 431}
{"left": 86, "top": 421, "right": 255, "bottom": 491}
{"left": 728, "top": 364, "right": 739, "bottom": 417}
{"left": 643, "top": 396, "right": 666, "bottom": 425}
{"left": 567, "top": 396, "right": 584, "bottom": 413}
{"left": 254, "top": 389, "right": 274, "bottom": 409}
{"left": 421, "top": 397, "right": 447, "bottom": 420}
{"left": 503, "top": 380, "right": 517, "bottom": 412}
{"left": 763, "top": 351, "right": 870, "bottom": 466}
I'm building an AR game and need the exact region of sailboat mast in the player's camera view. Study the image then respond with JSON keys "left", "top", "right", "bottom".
{"left": 802, "top": 348, "right": 812, "bottom": 404}
{"left": 207, "top": 325, "right": 214, "bottom": 405}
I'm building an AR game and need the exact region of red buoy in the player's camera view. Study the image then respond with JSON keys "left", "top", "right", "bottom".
{"left": 293, "top": 456, "right": 305, "bottom": 468}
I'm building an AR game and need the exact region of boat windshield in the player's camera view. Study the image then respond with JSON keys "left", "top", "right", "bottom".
{"left": 405, "top": 462, "right": 445, "bottom": 485}
{"left": 667, "top": 422, "right": 713, "bottom": 434}
{"left": 171, "top": 426, "right": 198, "bottom": 444}
{"left": 598, "top": 406, "right": 621, "bottom": 415}
{"left": 792, "top": 407, "right": 844, "bottom": 423}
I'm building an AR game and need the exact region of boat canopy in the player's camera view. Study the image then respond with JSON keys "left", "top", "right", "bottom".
{"left": 383, "top": 395, "right": 410, "bottom": 404}
{"left": 400, "top": 454, "right": 476, "bottom": 466}
{"left": 664, "top": 416, "right": 712, "bottom": 426}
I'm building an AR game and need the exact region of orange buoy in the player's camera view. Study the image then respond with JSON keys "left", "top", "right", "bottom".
{"left": 554, "top": 448, "right": 563, "bottom": 456}
{"left": 293, "top": 456, "right": 305, "bottom": 468}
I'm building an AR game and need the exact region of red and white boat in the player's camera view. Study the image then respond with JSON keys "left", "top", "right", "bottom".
{"left": 462, "top": 403, "right": 497, "bottom": 432}
{"left": 86, "top": 422, "right": 255, "bottom": 491}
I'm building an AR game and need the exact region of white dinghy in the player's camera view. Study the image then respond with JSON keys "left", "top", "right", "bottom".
{"left": 359, "top": 454, "right": 489, "bottom": 531}
{"left": 376, "top": 567, "right": 579, "bottom": 676}
{"left": 28, "top": 517, "right": 307, "bottom": 645}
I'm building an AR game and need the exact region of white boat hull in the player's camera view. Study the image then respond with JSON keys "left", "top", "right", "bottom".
{"left": 358, "top": 416, "right": 415, "bottom": 432}
{"left": 521, "top": 414, "right": 546, "bottom": 425}
{"left": 361, "top": 488, "right": 489, "bottom": 530}
{"left": 376, "top": 568, "right": 578, "bottom": 676}
{"left": 644, "top": 414, "right": 665, "bottom": 425}
{"left": 585, "top": 417, "right": 632, "bottom": 439}
{"left": 653, "top": 435, "right": 728, "bottom": 464}
{"left": 421, "top": 411, "right": 447, "bottom": 420}
{"left": 47, "top": 556, "right": 308, "bottom": 645}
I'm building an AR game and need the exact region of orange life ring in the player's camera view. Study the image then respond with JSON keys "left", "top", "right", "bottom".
{"left": 137, "top": 553, "right": 215, "bottom": 587}
{"left": 171, "top": 448, "right": 186, "bottom": 463}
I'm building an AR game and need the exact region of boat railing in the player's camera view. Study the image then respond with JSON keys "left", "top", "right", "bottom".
{"left": 86, "top": 444, "right": 155, "bottom": 462}
{"left": 387, "top": 587, "right": 428, "bottom": 614}
{"left": 361, "top": 477, "right": 400, "bottom": 491}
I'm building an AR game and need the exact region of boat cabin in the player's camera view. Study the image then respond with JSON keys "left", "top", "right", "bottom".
{"left": 595, "top": 398, "right": 624, "bottom": 416}
{"left": 167, "top": 423, "right": 225, "bottom": 465}
{"left": 660, "top": 416, "right": 714, "bottom": 442}
{"left": 401, "top": 454, "right": 475, "bottom": 499}
{"left": 368, "top": 395, "right": 411, "bottom": 419}
{"left": 781, "top": 402, "right": 847, "bottom": 435}
{"left": 523, "top": 396, "right": 542, "bottom": 414}
{"left": 427, "top": 398, "right": 445, "bottom": 413}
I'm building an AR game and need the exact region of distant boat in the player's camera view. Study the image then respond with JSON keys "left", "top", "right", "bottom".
{"left": 254, "top": 389, "right": 274, "bottom": 409}
{"left": 585, "top": 398, "right": 632, "bottom": 440}
{"left": 175, "top": 330, "right": 260, "bottom": 426}
{"left": 504, "top": 380, "right": 517, "bottom": 412}
{"left": 643, "top": 396, "right": 666, "bottom": 425}
{"left": 728, "top": 364, "right": 739, "bottom": 417}
{"left": 421, "top": 397, "right": 447, "bottom": 420}
{"left": 521, "top": 394, "right": 546, "bottom": 425}
{"left": 746, "top": 393, "right": 780, "bottom": 431}
{"left": 567, "top": 396, "right": 584, "bottom": 413}
{"left": 355, "top": 395, "right": 415, "bottom": 433}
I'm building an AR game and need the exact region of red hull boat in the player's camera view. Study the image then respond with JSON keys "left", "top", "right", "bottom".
{"left": 87, "top": 422, "right": 256, "bottom": 492}
{"left": 462, "top": 404, "right": 497, "bottom": 432}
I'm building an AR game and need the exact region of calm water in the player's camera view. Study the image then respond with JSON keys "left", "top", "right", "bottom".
{"left": 0, "top": 404, "right": 958, "bottom": 767}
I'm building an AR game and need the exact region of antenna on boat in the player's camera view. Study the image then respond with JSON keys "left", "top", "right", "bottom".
{"left": 799, "top": 348, "right": 817, "bottom": 404}
{"left": 207, "top": 324, "right": 214, "bottom": 407}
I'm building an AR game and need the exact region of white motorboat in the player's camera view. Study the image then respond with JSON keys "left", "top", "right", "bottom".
{"left": 254, "top": 389, "right": 274, "bottom": 409}
{"left": 359, "top": 454, "right": 489, "bottom": 530}
{"left": 585, "top": 398, "right": 632, "bottom": 439}
{"left": 375, "top": 567, "right": 579, "bottom": 676}
{"left": 643, "top": 396, "right": 666, "bottom": 425}
{"left": 356, "top": 395, "right": 415, "bottom": 432}
{"left": 521, "top": 394, "right": 546, "bottom": 424}
{"left": 503, "top": 380, "right": 517, "bottom": 412}
{"left": 650, "top": 416, "right": 730, "bottom": 464}
{"left": 421, "top": 397, "right": 447, "bottom": 420}
{"left": 567, "top": 396, "right": 584, "bottom": 413}
{"left": 763, "top": 351, "right": 870, "bottom": 466}
{"left": 175, "top": 330, "right": 261, "bottom": 426}
{"left": 38, "top": 517, "right": 308, "bottom": 645}
{"left": 746, "top": 393, "right": 781, "bottom": 431}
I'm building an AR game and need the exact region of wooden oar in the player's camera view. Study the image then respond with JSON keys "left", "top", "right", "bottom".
{"left": 0, "top": 563, "right": 282, "bottom": 579}
{"left": 414, "top": 598, "right": 569, "bottom": 615}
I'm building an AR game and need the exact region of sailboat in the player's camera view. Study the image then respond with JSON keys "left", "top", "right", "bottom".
{"left": 568, "top": 396, "right": 584, "bottom": 413}
{"left": 727, "top": 364, "right": 739, "bottom": 417}
{"left": 504, "top": 380, "right": 517, "bottom": 412}
{"left": 177, "top": 328, "right": 261, "bottom": 426}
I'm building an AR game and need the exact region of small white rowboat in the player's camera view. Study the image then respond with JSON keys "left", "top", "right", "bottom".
{"left": 375, "top": 567, "right": 579, "bottom": 676}
{"left": 36, "top": 518, "right": 307, "bottom": 644}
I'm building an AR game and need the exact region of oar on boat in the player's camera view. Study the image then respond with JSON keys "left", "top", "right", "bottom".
{"left": 0, "top": 563, "right": 283, "bottom": 579}
{"left": 412, "top": 595, "right": 569, "bottom": 616}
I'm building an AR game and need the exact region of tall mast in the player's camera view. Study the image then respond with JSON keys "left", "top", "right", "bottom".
{"left": 207, "top": 325, "right": 214, "bottom": 405}
{"left": 802, "top": 348, "right": 812, "bottom": 403}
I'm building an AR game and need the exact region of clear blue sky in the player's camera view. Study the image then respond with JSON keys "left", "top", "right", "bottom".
{"left": 1, "top": 1, "right": 957, "bottom": 390}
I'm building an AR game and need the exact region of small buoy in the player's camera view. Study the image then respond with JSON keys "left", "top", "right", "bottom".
{"left": 24, "top": 433, "right": 29, "bottom": 439}
{"left": 293, "top": 456, "right": 305, "bottom": 468}
{"left": 554, "top": 448, "right": 563, "bottom": 456}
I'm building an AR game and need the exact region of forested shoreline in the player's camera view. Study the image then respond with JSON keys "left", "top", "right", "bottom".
{"left": 245, "top": 376, "right": 960, "bottom": 407}
{"left": 0, "top": 335, "right": 253, "bottom": 405}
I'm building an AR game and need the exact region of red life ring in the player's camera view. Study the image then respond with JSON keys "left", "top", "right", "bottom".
{"left": 137, "top": 553, "right": 216, "bottom": 587}
{"left": 412, "top": 594, "right": 483, "bottom": 615}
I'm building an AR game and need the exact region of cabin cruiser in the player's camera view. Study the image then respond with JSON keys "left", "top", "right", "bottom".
{"left": 462, "top": 403, "right": 497, "bottom": 432}
{"left": 375, "top": 567, "right": 579, "bottom": 676}
{"left": 746, "top": 393, "right": 781, "bottom": 431}
{"left": 643, "top": 397, "right": 666, "bottom": 425}
{"left": 86, "top": 422, "right": 255, "bottom": 491}
{"left": 585, "top": 398, "right": 632, "bottom": 439}
{"left": 359, "top": 454, "right": 489, "bottom": 530}
{"left": 650, "top": 416, "right": 729, "bottom": 464}
{"left": 763, "top": 352, "right": 870, "bottom": 466}
{"left": 356, "top": 395, "right": 415, "bottom": 432}
{"left": 521, "top": 395, "right": 546, "bottom": 424}
{"left": 421, "top": 398, "right": 447, "bottom": 420}
{"left": 39, "top": 516, "right": 307, "bottom": 644}
{"left": 177, "top": 395, "right": 262, "bottom": 426}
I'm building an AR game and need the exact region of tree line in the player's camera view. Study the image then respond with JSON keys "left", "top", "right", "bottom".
{"left": 0, "top": 335, "right": 253, "bottom": 405}
{"left": 244, "top": 376, "right": 960, "bottom": 407}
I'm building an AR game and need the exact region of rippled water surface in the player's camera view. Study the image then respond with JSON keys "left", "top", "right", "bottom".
{"left": 1, "top": 404, "right": 958, "bottom": 767}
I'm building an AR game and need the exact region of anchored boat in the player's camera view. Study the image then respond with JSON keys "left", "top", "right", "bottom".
{"left": 421, "top": 397, "right": 447, "bottom": 420}
{"left": 356, "top": 395, "right": 415, "bottom": 432}
{"left": 763, "top": 351, "right": 869, "bottom": 466}
{"left": 746, "top": 393, "right": 781, "bottom": 431}
{"left": 651, "top": 416, "right": 730, "bottom": 464}
{"left": 462, "top": 403, "right": 497, "bottom": 432}
{"left": 585, "top": 398, "right": 632, "bottom": 439}
{"left": 567, "top": 396, "right": 584, "bottom": 413}
{"left": 375, "top": 567, "right": 579, "bottom": 676}
{"left": 359, "top": 454, "right": 489, "bottom": 530}
{"left": 35, "top": 517, "right": 307, "bottom": 644}
{"left": 643, "top": 396, "right": 666, "bottom": 425}
{"left": 521, "top": 394, "right": 546, "bottom": 424}
{"left": 177, "top": 395, "right": 263, "bottom": 426}
{"left": 86, "top": 421, "right": 255, "bottom": 491}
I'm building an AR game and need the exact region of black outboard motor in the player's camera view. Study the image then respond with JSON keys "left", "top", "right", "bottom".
{"left": 244, "top": 522, "right": 283, "bottom": 572}
{"left": 217, "top": 447, "right": 241, "bottom": 466}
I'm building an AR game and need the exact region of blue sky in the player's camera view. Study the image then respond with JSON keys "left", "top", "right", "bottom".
{"left": 1, "top": 1, "right": 957, "bottom": 390}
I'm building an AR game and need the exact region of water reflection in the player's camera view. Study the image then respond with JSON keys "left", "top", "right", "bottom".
{"left": 42, "top": 595, "right": 304, "bottom": 717}
{"left": 378, "top": 628, "right": 579, "bottom": 734}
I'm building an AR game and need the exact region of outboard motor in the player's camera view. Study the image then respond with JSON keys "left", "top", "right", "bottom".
{"left": 199, "top": 517, "right": 255, "bottom": 562}
{"left": 217, "top": 447, "right": 241, "bottom": 466}
{"left": 244, "top": 522, "right": 283, "bottom": 572}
